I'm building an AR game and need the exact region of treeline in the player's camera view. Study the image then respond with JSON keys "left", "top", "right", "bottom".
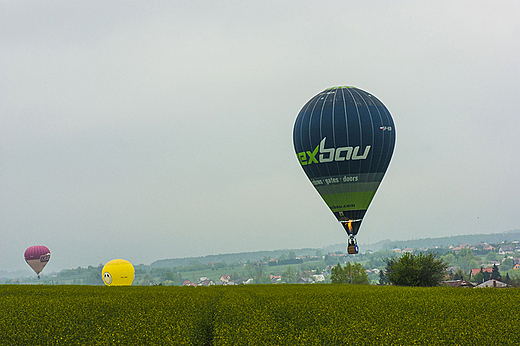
{"left": 150, "top": 248, "right": 322, "bottom": 269}
{"left": 268, "top": 258, "right": 303, "bottom": 266}
{"left": 382, "top": 230, "right": 520, "bottom": 251}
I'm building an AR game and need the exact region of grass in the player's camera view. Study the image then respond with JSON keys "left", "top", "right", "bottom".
{"left": 1, "top": 284, "right": 519, "bottom": 345}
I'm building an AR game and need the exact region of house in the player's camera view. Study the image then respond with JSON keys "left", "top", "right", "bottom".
{"left": 402, "top": 248, "right": 413, "bottom": 253}
{"left": 312, "top": 274, "right": 325, "bottom": 283}
{"left": 391, "top": 248, "right": 401, "bottom": 253}
{"left": 225, "top": 281, "right": 238, "bottom": 285}
{"left": 483, "top": 245, "right": 496, "bottom": 251}
{"left": 439, "top": 280, "right": 475, "bottom": 288}
{"left": 447, "top": 266, "right": 459, "bottom": 273}
{"left": 198, "top": 279, "right": 215, "bottom": 286}
{"left": 243, "top": 278, "right": 253, "bottom": 284}
{"left": 513, "top": 263, "right": 520, "bottom": 270}
{"left": 327, "top": 252, "right": 349, "bottom": 258}
{"left": 269, "top": 275, "right": 282, "bottom": 284}
{"left": 219, "top": 274, "right": 231, "bottom": 283}
{"left": 475, "top": 279, "right": 507, "bottom": 288}
{"left": 469, "top": 267, "right": 493, "bottom": 278}
{"left": 183, "top": 280, "right": 197, "bottom": 287}
{"left": 298, "top": 277, "right": 315, "bottom": 284}
{"left": 499, "top": 245, "right": 514, "bottom": 255}
{"left": 365, "top": 268, "right": 380, "bottom": 274}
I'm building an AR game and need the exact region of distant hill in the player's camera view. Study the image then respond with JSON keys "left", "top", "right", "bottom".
{"left": 150, "top": 248, "right": 323, "bottom": 268}
{"left": 0, "top": 269, "right": 33, "bottom": 279}
{"left": 378, "top": 230, "right": 520, "bottom": 250}
{"left": 151, "top": 230, "right": 520, "bottom": 269}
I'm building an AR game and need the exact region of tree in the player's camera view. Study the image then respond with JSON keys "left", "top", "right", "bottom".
{"left": 455, "top": 248, "right": 476, "bottom": 271}
{"left": 330, "top": 262, "right": 369, "bottom": 285}
{"left": 485, "top": 251, "right": 497, "bottom": 262}
{"left": 509, "top": 276, "right": 520, "bottom": 288}
{"left": 86, "top": 271, "right": 104, "bottom": 285}
{"left": 458, "top": 247, "right": 473, "bottom": 257}
{"left": 441, "top": 253, "right": 456, "bottom": 267}
{"left": 470, "top": 271, "right": 484, "bottom": 284}
{"left": 467, "top": 259, "right": 480, "bottom": 270}
{"left": 491, "top": 264, "right": 501, "bottom": 280}
{"left": 378, "top": 270, "right": 390, "bottom": 285}
{"left": 141, "top": 274, "right": 156, "bottom": 286}
{"left": 501, "top": 258, "right": 514, "bottom": 271}
{"left": 452, "top": 268, "right": 467, "bottom": 281}
{"left": 367, "top": 250, "right": 397, "bottom": 269}
{"left": 325, "top": 255, "right": 340, "bottom": 266}
{"left": 482, "top": 269, "right": 491, "bottom": 282}
{"left": 246, "top": 262, "right": 267, "bottom": 284}
{"left": 384, "top": 252, "right": 448, "bottom": 287}
{"left": 282, "top": 266, "right": 297, "bottom": 283}
{"left": 504, "top": 273, "right": 511, "bottom": 285}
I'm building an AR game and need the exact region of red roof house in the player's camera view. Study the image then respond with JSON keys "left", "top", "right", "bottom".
{"left": 470, "top": 267, "right": 493, "bottom": 277}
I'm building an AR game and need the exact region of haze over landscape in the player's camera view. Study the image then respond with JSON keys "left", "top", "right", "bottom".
{"left": 2, "top": 1, "right": 520, "bottom": 273}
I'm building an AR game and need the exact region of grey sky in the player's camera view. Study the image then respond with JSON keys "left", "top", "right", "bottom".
{"left": 1, "top": 1, "right": 519, "bottom": 273}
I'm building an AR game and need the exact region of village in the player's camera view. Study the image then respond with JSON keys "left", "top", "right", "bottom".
{"left": 177, "top": 240, "right": 520, "bottom": 288}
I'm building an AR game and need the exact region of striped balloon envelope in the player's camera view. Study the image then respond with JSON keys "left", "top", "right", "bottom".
{"left": 293, "top": 86, "right": 395, "bottom": 244}
{"left": 24, "top": 245, "right": 51, "bottom": 278}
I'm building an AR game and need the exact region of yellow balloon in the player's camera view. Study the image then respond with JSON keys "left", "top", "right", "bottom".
{"left": 102, "top": 259, "right": 134, "bottom": 286}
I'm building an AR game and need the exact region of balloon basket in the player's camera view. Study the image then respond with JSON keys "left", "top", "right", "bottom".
{"left": 347, "top": 245, "right": 359, "bottom": 254}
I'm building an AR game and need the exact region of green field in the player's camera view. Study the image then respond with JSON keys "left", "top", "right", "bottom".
{"left": 1, "top": 284, "right": 519, "bottom": 345}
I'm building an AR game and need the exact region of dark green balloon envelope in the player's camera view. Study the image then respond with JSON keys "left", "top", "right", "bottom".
{"left": 293, "top": 87, "right": 395, "bottom": 236}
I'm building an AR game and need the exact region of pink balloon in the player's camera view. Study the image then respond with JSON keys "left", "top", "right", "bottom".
{"left": 24, "top": 245, "right": 51, "bottom": 277}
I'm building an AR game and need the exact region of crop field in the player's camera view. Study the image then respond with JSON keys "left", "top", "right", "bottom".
{"left": 1, "top": 284, "right": 519, "bottom": 345}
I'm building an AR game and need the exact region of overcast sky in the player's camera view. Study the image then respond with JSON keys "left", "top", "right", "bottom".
{"left": 2, "top": 1, "right": 519, "bottom": 273}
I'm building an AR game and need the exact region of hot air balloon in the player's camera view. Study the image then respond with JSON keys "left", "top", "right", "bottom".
{"left": 24, "top": 245, "right": 51, "bottom": 279}
{"left": 102, "top": 259, "right": 135, "bottom": 286}
{"left": 293, "top": 86, "right": 395, "bottom": 254}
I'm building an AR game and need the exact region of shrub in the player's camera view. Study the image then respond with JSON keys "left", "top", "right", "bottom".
{"left": 385, "top": 252, "right": 448, "bottom": 287}
{"left": 330, "top": 262, "right": 369, "bottom": 285}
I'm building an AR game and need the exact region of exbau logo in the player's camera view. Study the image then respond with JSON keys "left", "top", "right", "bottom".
{"left": 297, "top": 138, "right": 370, "bottom": 166}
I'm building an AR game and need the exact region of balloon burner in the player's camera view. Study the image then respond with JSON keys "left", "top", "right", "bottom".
{"left": 343, "top": 220, "right": 360, "bottom": 254}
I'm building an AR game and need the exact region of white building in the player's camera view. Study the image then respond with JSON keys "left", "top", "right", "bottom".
{"left": 475, "top": 279, "right": 507, "bottom": 288}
